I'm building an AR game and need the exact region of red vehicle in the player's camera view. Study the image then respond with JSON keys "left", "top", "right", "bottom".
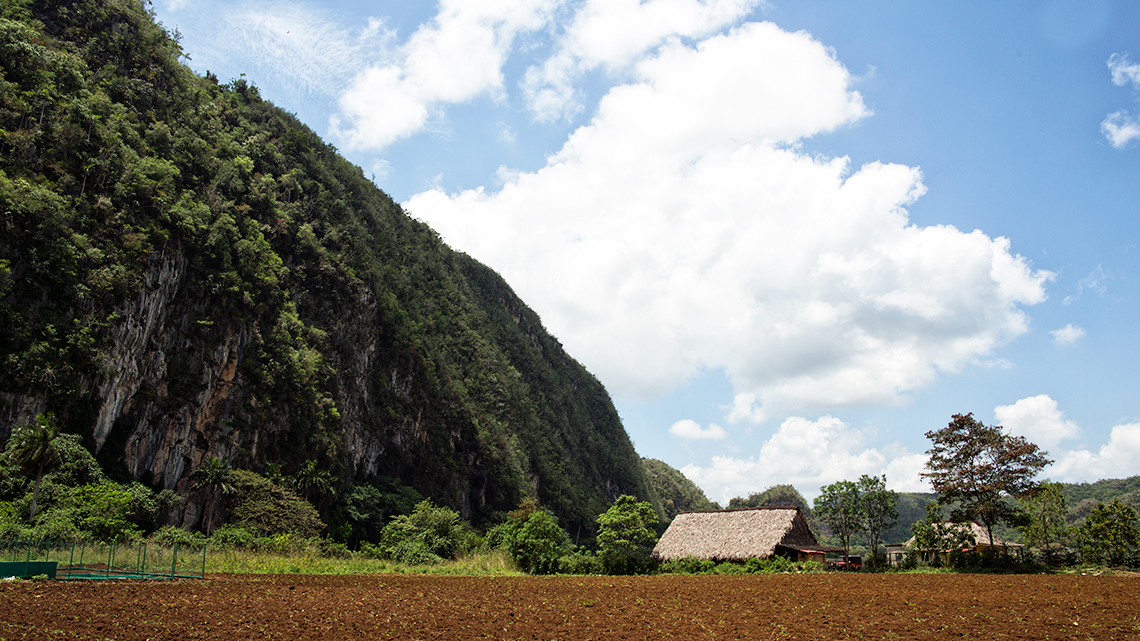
{"left": 829, "top": 555, "right": 863, "bottom": 570}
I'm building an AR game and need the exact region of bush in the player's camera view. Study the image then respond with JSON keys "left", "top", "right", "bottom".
{"left": 71, "top": 483, "right": 140, "bottom": 542}
{"left": 488, "top": 499, "right": 571, "bottom": 574}
{"left": 713, "top": 561, "right": 747, "bottom": 574}
{"left": 946, "top": 548, "right": 1016, "bottom": 571}
{"left": 209, "top": 525, "right": 259, "bottom": 550}
{"left": 150, "top": 525, "right": 208, "bottom": 549}
{"left": 657, "top": 556, "right": 824, "bottom": 575}
{"left": 257, "top": 532, "right": 301, "bottom": 555}
{"left": 29, "top": 510, "right": 78, "bottom": 542}
{"left": 227, "top": 470, "right": 324, "bottom": 538}
{"left": 0, "top": 501, "right": 29, "bottom": 540}
{"left": 358, "top": 541, "right": 385, "bottom": 560}
{"left": 658, "top": 556, "right": 716, "bottom": 575}
{"left": 386, "top": 538, "right": 443, "bottom": 565}
{"left": 315, "top": 537, "right": 351, "bottom": 559}
{"left": 121, "top": 482, "right": 179, "bottom": 532}
{"left": 376, "top": 499, "right": 470, "bottom": 562}
{"left": 746, "top": 556, "right": 825, "bottom": 574}
{"left": 335, "top": 478, "right": 423, "bottom": 547}
{"left": 558, "top": 552, "right": 604, "bottom": 575}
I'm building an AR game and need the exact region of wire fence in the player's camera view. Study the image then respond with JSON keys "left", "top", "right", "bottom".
{"left": 0, "top": 538, "right": 206, "bottom": 580}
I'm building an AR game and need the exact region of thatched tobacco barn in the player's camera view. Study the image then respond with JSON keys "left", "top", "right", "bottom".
{"left": 652, "top": 506, "right": 829, "bottom": 563}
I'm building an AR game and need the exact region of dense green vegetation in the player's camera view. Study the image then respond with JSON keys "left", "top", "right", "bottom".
{"left": 640, "top": 458, "right": 718, "bottom": 521}
{"left": 0, "top": 416, "right": 176, "bottom": 541}
{"left": 0, "top": 0, "right": 656, "bottom": 540}
{"left": 727, "top": 484, "right": 812, "bottom": 516}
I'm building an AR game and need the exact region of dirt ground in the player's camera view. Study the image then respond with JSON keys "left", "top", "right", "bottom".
{"left": 1, "top": 572, "right": 1137, "bottom": 640}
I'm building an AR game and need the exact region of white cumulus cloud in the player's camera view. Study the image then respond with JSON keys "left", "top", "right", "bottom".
{"left": 989, "top": 395, "right": 1140, "bottom": 483}
{"left": 1102, "top": 111, "right": 1140, "bottom": 149}
{"left": 1109, "top": 52, "right": 1140, "bottom": 88}
{"left": 331, "top": 0, "right": 559, "bottom": 150}
{"left": 408, "top": 22, "right": 1052, "bottom": 417}
{"left": 1052, "top": 422, "right": 1140, "bottom": 482}
{"left": 1049, "top": 323, "right": 1085, "bottom": 346}
{"left": 1103, "top": 53, "right": 1140, "bottom": 149}
{"left": 994, "top": 394, "right": 1081, "bottom": 452}
{"left": 522, "top": 0, "right": 763, "bottom": 121}
{"left": 679, "top": 415, "right": 926, "bottom": 504}
{"left": 668, "top": 419, "right": 728, "bottom": 440}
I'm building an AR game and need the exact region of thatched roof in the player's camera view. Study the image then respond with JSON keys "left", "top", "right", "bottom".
{"left": 652, "top": 506, "right": 821, "bottom": 562}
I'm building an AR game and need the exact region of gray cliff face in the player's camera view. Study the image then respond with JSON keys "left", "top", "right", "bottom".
{"left": 4, "top": 241, "right": 638, "bottom": 531}
{"left": 2, "top": 239, "right": 657, "bottom": 533}
{"left": 84, "top": 249, "right": 255, "bottom": 527}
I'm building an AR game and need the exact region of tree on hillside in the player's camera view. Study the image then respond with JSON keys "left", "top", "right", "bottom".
{"left": 596, "top": 495, "right": 659, "bottom": 574}
{"left": 729, "top": 484, "right": 813, "bottom": 517}
{"left": 641, "top": 458, "right": 718, "bottom": 520}
{"left": 291, "top": 459, "right": 337, "bottom": 511}
{"left": 1075, "top": 499, "right": 1139, "bottom": 566}
{"left": 813, "top": 480, "right": 861, "bottom": 565}
{"left": 190, "top": 456, "right": 238, "bottom": 534}
{"left": 858, "top": 474, "right": 899, "bottom": 563}
{"left": 922, "top": 413, "right": 1051, "bottom": 549}
{"left": 4, "top": 414, "right": 62, "bottom": 519}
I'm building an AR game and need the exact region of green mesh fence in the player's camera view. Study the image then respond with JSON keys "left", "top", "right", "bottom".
{"left": 0, "top": 539, "right": 206, "bottom": 580}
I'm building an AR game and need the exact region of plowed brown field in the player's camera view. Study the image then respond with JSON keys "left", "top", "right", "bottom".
{"left": 1, "top": 572, "right": 1137, "bottom": 640}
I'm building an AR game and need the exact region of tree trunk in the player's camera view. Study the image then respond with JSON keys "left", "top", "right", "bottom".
{"left": 29, "top": 466, "right": 43, "bottom": 520}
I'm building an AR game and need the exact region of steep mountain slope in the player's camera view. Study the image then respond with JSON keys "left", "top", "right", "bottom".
{"left": 0, "top": 0, "right": 658, "bottom": 534}
{"left": 641, "top": 458, "right": 719, "bottom": 521}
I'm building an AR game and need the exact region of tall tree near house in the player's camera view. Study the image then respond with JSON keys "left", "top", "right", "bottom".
{"left": 4, "top": 413, "right": 62, "bottom": 519}
{"left": 922, "top": 413, "right": 1052, "bottom": 549}
{"left": 1017, "top": 479, "right": 1069, "bottom": 552}
{"left": 857, "top": 474, "right": 898, "bottom": 563}
{"left": 596, "top": 495, "right": 659, "bottom": 575}
{"left": 814, "top": 479, "right": 862, "bottom": 565}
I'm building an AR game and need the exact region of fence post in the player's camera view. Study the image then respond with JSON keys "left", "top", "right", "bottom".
{"left": 67, "top": 539, "right": 75, "bottom": 580}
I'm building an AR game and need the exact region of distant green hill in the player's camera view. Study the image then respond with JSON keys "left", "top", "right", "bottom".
{"left": 728, "top": 485, "right": 813, "bottom": 517}
{"left": 641, "top": 458, "right": 719, "bottom": 521}
{"left": 0, "top": 0, "right": 658, "bottom": 538}
{"left": 1059, "top": 476, "right": 1140, "bottom": 524}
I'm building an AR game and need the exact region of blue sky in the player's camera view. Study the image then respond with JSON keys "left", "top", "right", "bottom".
{"left": 154, "top": 0, "right": 1140, "bottom": 503}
